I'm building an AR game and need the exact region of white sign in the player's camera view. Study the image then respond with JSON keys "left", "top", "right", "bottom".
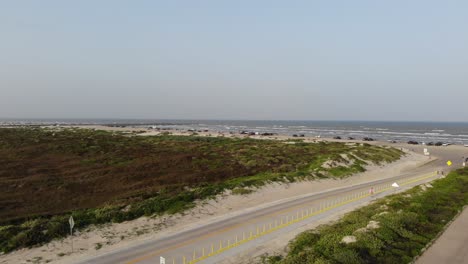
{"left": 424, "top": 148, "right": 428, "bottom": 153}
{"left": 160, "top": 256, "right": 166, "bottom": 264}
{"left": 392, "top": 182, "right": 399, "bottom": 188}
{"left": 69, "top": 216, "right": 75, "bottom": 252}
{"left": 69, "top": 216, "right": 75, "bottom": 230}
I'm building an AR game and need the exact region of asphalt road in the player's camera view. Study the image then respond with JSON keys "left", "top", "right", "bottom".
{"left": 76, "top": 145, "right": 466, "bottom": 264}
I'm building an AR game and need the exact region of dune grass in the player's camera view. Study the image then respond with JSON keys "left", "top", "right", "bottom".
{"left": 262, "top": 168, "right": 468, "bottom": 264}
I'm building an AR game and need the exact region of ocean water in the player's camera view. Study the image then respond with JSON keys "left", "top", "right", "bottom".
{"left": 2, "top": 119, "right": 468, "bottom": 145}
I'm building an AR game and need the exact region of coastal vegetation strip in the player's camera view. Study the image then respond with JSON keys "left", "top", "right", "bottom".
{"left": 262, "top": 168, "right": 468, "bottom": 264}
{"left": 0, "top": 127, "right": 402, "bottom": 253}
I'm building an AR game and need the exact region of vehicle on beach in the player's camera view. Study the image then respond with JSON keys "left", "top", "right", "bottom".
{"left": 435, "top": 142, "right": 444, "bottom": 146}
{"left": 348, "top": 137, "right": 355, "bottom": 140}
{"left": 407, "top": 141, "right": 419, "bottom": 145}
{"left": 388, "top": 140, "right": 397, "bottom": 143}
{"left": 333, "top": 136, "right": 342, "bottom": 139}
{"left": 442, "top": 143, "right": 451, "bottom": 146}
{"left": 427, "top": 142, "right": 434, "bottom": 146}
{"left": 363, "top": 137, "right": 374, "bottom": 141}
{"left": 465, "top": 144, "right": 468, "bottom": 147}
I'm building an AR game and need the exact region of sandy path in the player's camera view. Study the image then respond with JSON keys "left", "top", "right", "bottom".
{"left": 0, "top": 150, "right": 429, "bottom": 264}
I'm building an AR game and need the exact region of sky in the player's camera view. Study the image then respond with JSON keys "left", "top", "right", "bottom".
{"left": 1, "top": 1, "right": 467, "bottom": 122}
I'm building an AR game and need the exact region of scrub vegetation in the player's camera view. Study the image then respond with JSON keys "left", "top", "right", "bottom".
{"left": 0, "top": 127, "right": 402, "bottom": 253}
{"left": 262, "top": 168, "right": 468, "bottom": 264}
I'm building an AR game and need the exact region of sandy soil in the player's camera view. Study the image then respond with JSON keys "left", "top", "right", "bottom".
{"left": 0, "top": 148, "right": 429, "bottom": 264}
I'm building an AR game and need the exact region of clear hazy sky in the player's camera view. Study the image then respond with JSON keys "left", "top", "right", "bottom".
{"left": 1, "top": 1, "right": 467, "bottom": 121}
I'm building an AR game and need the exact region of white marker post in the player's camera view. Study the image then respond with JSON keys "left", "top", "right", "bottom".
{"left": 69, "top": 216, "right": 75, "bottom": 253}
{"left": 423, "top": 148, "right": 430, "bottom": 157}
{"left": 392, "top": 182, "right": 399, "bottom": 193}
{"left": 160, "top": 256, "right": 166, "bottom": 264}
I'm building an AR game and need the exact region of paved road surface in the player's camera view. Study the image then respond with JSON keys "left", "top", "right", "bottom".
{"left": 76, "top": 145, "right": 466, "bottom": 264}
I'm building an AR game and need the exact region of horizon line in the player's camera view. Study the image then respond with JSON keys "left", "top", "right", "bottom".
{"left": 1, "top": 117, "right": 468, "bottom": 124}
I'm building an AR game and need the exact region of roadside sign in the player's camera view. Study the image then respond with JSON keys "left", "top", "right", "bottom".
{"left": 69, "top": 216, "right": 75, "bottom": 252}
{"left": 392, "top": 182, "right": 399, "bottom": 188}
{"left": 69, "top": 216, "right": 75, "bottom": 230}
{"left": 160, "top": 256, "right": 166, "bottom": 264}
{"left": 424, "top": 148, "right": 428, "bottom": 153}
{"left": 447, "top": 160, "right": 452, "bottom": 166}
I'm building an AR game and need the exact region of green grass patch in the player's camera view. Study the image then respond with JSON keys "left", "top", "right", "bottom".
{"left": 232, "top": 187, "right": 255, "bottom": 195}
{"left": 263, "top": 168, "right": 468, "bottom": 264}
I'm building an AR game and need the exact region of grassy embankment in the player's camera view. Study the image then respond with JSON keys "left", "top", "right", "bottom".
{"left": 262, "top": 168, "right": 468, "bottom": 264}
{"left": 0, "top": 127, "right": 402, "bottom": 253}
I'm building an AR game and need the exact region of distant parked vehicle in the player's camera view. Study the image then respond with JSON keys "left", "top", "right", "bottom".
{"left": 363, "top": 137, "right": 374, "bottom": 141}
{"left": 442, "top": 143, "right": 452, "bottom": 146}
{"left": 292, "top": 134, "right": 298, "bottom": 137}
{"left": 333, "top": 136, "right": 342, "bottom": 140}
{"left": 407, "top": 140, "right": 419, "bottom": 145}
{"left": 427, "top": 142, "right": 434, "bottom": 146}
{"left": 465, "top": 144, "right": 468, "bottom": 147}
{"left": 435, "top": 142, "right": 444, "bottom": 146}
{"left": 299, "top": 134, "right": 305, "bottom": 137}
{"left": 348, "top": 137, "right": 355, "bottom": 140}
{"left": 388, "top": 140, "right": 397, "bottom": 143}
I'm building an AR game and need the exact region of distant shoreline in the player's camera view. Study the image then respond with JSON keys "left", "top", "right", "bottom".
{"left": 28, "top": 124, "right": 468, "bottom": 147}
{"left": 2, "top": 119, "right": 468, "bottom": 145}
